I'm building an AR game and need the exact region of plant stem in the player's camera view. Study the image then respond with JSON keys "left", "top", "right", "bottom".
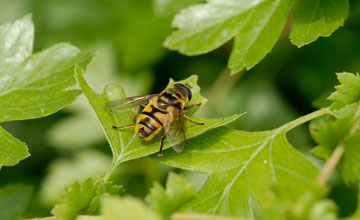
{"left": 316, "top": 144, "right": 345, "bottom": 185}
{"left": 316, "top": 105, "right": 360, "bottom": 185}
{"left": 103, "top": 162, "right": 116, "bottom": 181}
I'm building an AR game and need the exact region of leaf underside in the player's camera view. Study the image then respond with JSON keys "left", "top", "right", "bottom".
{"left": 154, "top": 124, "right": 319, "bottom": 218}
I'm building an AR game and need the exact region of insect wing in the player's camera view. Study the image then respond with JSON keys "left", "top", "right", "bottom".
{"left": 104, "top": 94, "right": 157, "bottom": 110}
{"left": 164, "top": 109, "right": 185, "bottom": 153}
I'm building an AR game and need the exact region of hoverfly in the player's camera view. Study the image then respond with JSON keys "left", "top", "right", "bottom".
{"left": 105, "top": 83, "right": 204, "bottom": 156}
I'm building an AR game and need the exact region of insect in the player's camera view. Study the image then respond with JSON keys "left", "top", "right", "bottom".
{"left": 104, "top": 83, "right": 205, "bottom": 156}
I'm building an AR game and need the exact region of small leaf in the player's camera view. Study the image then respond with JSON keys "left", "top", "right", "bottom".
{"left": 328, "top": 72, "right": 360, "bottom": 110}
{"left": 164, "top": 0, "right": 292, "bottom": 73}
{"left": 52, "top": 178, "right": 123, "bottom": 220}
{"left": 0, "top": 15, "right": 93, "bottom": 169}
{"left": 290, "top": 0, "right": 349, "bottom": 47}
{"left": 153, "top": 110, "right": 327, "bottom": 218}
{"left": 0, "top": 126, "right": 29, "bottom": 169}
{"left": 101, "top": 196, "right": 162, "bottom": 220}
{"left": 75, "top": 65, "right": 242, "bottom": 179}
{"left": 146, "top": 172, "right": 195, "bottom": 219}
{"left": 40, "top": 150, "right": 112, "bottom": 205}
{"left": 0, "top": 184, "right": 33, "bottom": 220}
{"left": 310, "top": 107, "right": 360, "bottom": 183}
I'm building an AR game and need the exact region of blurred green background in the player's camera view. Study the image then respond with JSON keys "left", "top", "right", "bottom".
{"left": 0, "top": 0, "right": 359, "bottom": 218}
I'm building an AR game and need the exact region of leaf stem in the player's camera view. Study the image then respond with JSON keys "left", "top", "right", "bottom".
{"left": 103, "top": 162, "right": 116, "bottom": 181}
{"left": 284, "top": 108, "right": 330, "bottom": 131}
{"left": 316, "top": 105, "right": 360, "bottom": 185}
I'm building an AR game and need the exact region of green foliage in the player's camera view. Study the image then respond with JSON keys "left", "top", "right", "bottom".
{"left": 311, "top": 110, "right": 360, "bottom": 183}
{"left": 75, "top": 65, "right": 242, "bottom": 179}
{"left": 0, "top": 184, "right": 33, "bottom": 220}
{"left": 102, "top": 196, "right": 162, "bottom": 220}
{"left": 164, "top": 0, "right": 349, "bottom": 73}
{"left": 328, "top": 72, "right": 360, "bottom": 110}
{"left": 40, "top": 150, "right": 111, "bottom": 205}
{"left": 0, "top": 15, "right": 93, "bottom": 169}
{"left": 290, "top": 0, "right": 349, "bottom": 47}
{"left": 164, "top": 0, "right": 292, "bottom": 74}
{"left": 261, "top": 184, "right": 338, "bottom": 220}
{"left": 154, "top": 110, "right": 326, "bottom": 218}
{"left": 52, "top": 178, "right": 123, "bottom": 220}
{"left": 146, "top": 172, "right": 195, "bottom": 219}
{"left": 310, "top": 72, "right": 360, "bottom": 183}
{"left": 0, "top": 1, "right": 358, "bottom": 219}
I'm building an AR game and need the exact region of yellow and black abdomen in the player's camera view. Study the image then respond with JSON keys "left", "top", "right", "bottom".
{"left": 136, "top": 103, "right": 166, "bottom": 141}
{"left": 136, "top": 88, "right": 187, "bottom": 141}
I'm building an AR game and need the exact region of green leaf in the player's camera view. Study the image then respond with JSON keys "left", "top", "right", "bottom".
{"left": 146, "top": 172, "right": 195, "bottom": 219}
{"left": 153, "top": 109, "right": 327, "bottom": 218}
{"left": 261, "top": 184, "right": 338, "bottom": 220}
{"left": 164, "top": 0, "right": 292, "bottom": 73}
{"left": 290, "top": 0, "right": 349, "bottom": 47}
{"left": 310, "top": 107, "right": 360, "bottom": 183}
{"left": 0, "top": 15, "right": 93, "bottom": 169}
{"left": 75, "top": 66, "right": 242, "bottom": 180}
{"left": 345, "top": 186, "right": 360, "bottom": 219}
{"left": 101, "top": 196, "right": 162, "bottom": 220}
{"left": 0, "top": 184, "right": 33, "bottom": 220}
{"left": 328, "top": 72, "right": 360, "bottom": 110}
{"left": 40, "top": 150, "right": 112, "bottom": 205}
{"left": 0, "top": 126, "right": 29, "bottom": 169}
{"left": 52, "top": 178, "right": 123, "bottom": 220}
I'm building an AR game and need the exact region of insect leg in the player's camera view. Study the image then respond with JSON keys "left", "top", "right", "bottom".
{"left": 184, "top": 102, "right": 202, "bottom": 110}
{"left": 112, "top": 124, "right": 135, "bottom": 130}
{"left": 158, "top": 123, "right": 172, "bottom": 156}
{"left": 133, "top": 105, "right": 145, "bottom": 124}
{"left": 183, "top": 114, "right": 205, "bottom": 125}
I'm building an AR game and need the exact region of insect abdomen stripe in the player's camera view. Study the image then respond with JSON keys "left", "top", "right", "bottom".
{"left": 141, "top": 112, "right": 163, "bottom": 126}
{"left": 162, "top": 92, "right": 177, "bottom": 102}
{"left": 151, "top": 104, "right": 166, "bottom": 113}
{"left": 140, "top": 120, "right": 157, "bottom": 131}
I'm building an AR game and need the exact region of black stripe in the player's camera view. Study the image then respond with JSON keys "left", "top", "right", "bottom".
{"left": 151, "top": 104, "right": 166, "bottom": 113}
{"left": 142, "top": 112, "right": 163, "bottom": 126}
{"left": 174, "top": 92, "right": 182, "bottom": 99}
{"left": 140, "top": 120, "right": 157, "bottom": 131}
{"left": 162, "top": 92, "right": 177, "bottom": 102}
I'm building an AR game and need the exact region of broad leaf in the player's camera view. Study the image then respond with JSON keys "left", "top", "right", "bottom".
{"left": 327, "top": 72, "right": 360, "bottom": 110}
{"left": 290, "top": 0, "right": 349, "bottom": 47}
{"left": 75, "top": 66, "right": 242, "bottom": 179}
{"left": 164, "top": 0, "right": 292, "bottom": 73}
{"left": 153, "top": 109, "right": 328, "bottom": 218}
{"left": 146, "top": 172, "right": 195, "bottom": 219}
{"left": 52, "top": 178, "right": 123, "bottom": 220}
{"left": 101, "top": 196, "right": 162, "bottom": 220}
{"left": 0, "top": 184, "right": 33, "bottom": 220}
{"left": 0, "top": 15, "right": 93, "bottom": 169}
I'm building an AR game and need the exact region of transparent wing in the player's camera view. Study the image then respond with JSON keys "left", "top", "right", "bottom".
{"left": 104, "top": 94, "right": 157, "bottom": 110}
{"left": 164, "top": 108, "right": 185, "bottom": 153}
